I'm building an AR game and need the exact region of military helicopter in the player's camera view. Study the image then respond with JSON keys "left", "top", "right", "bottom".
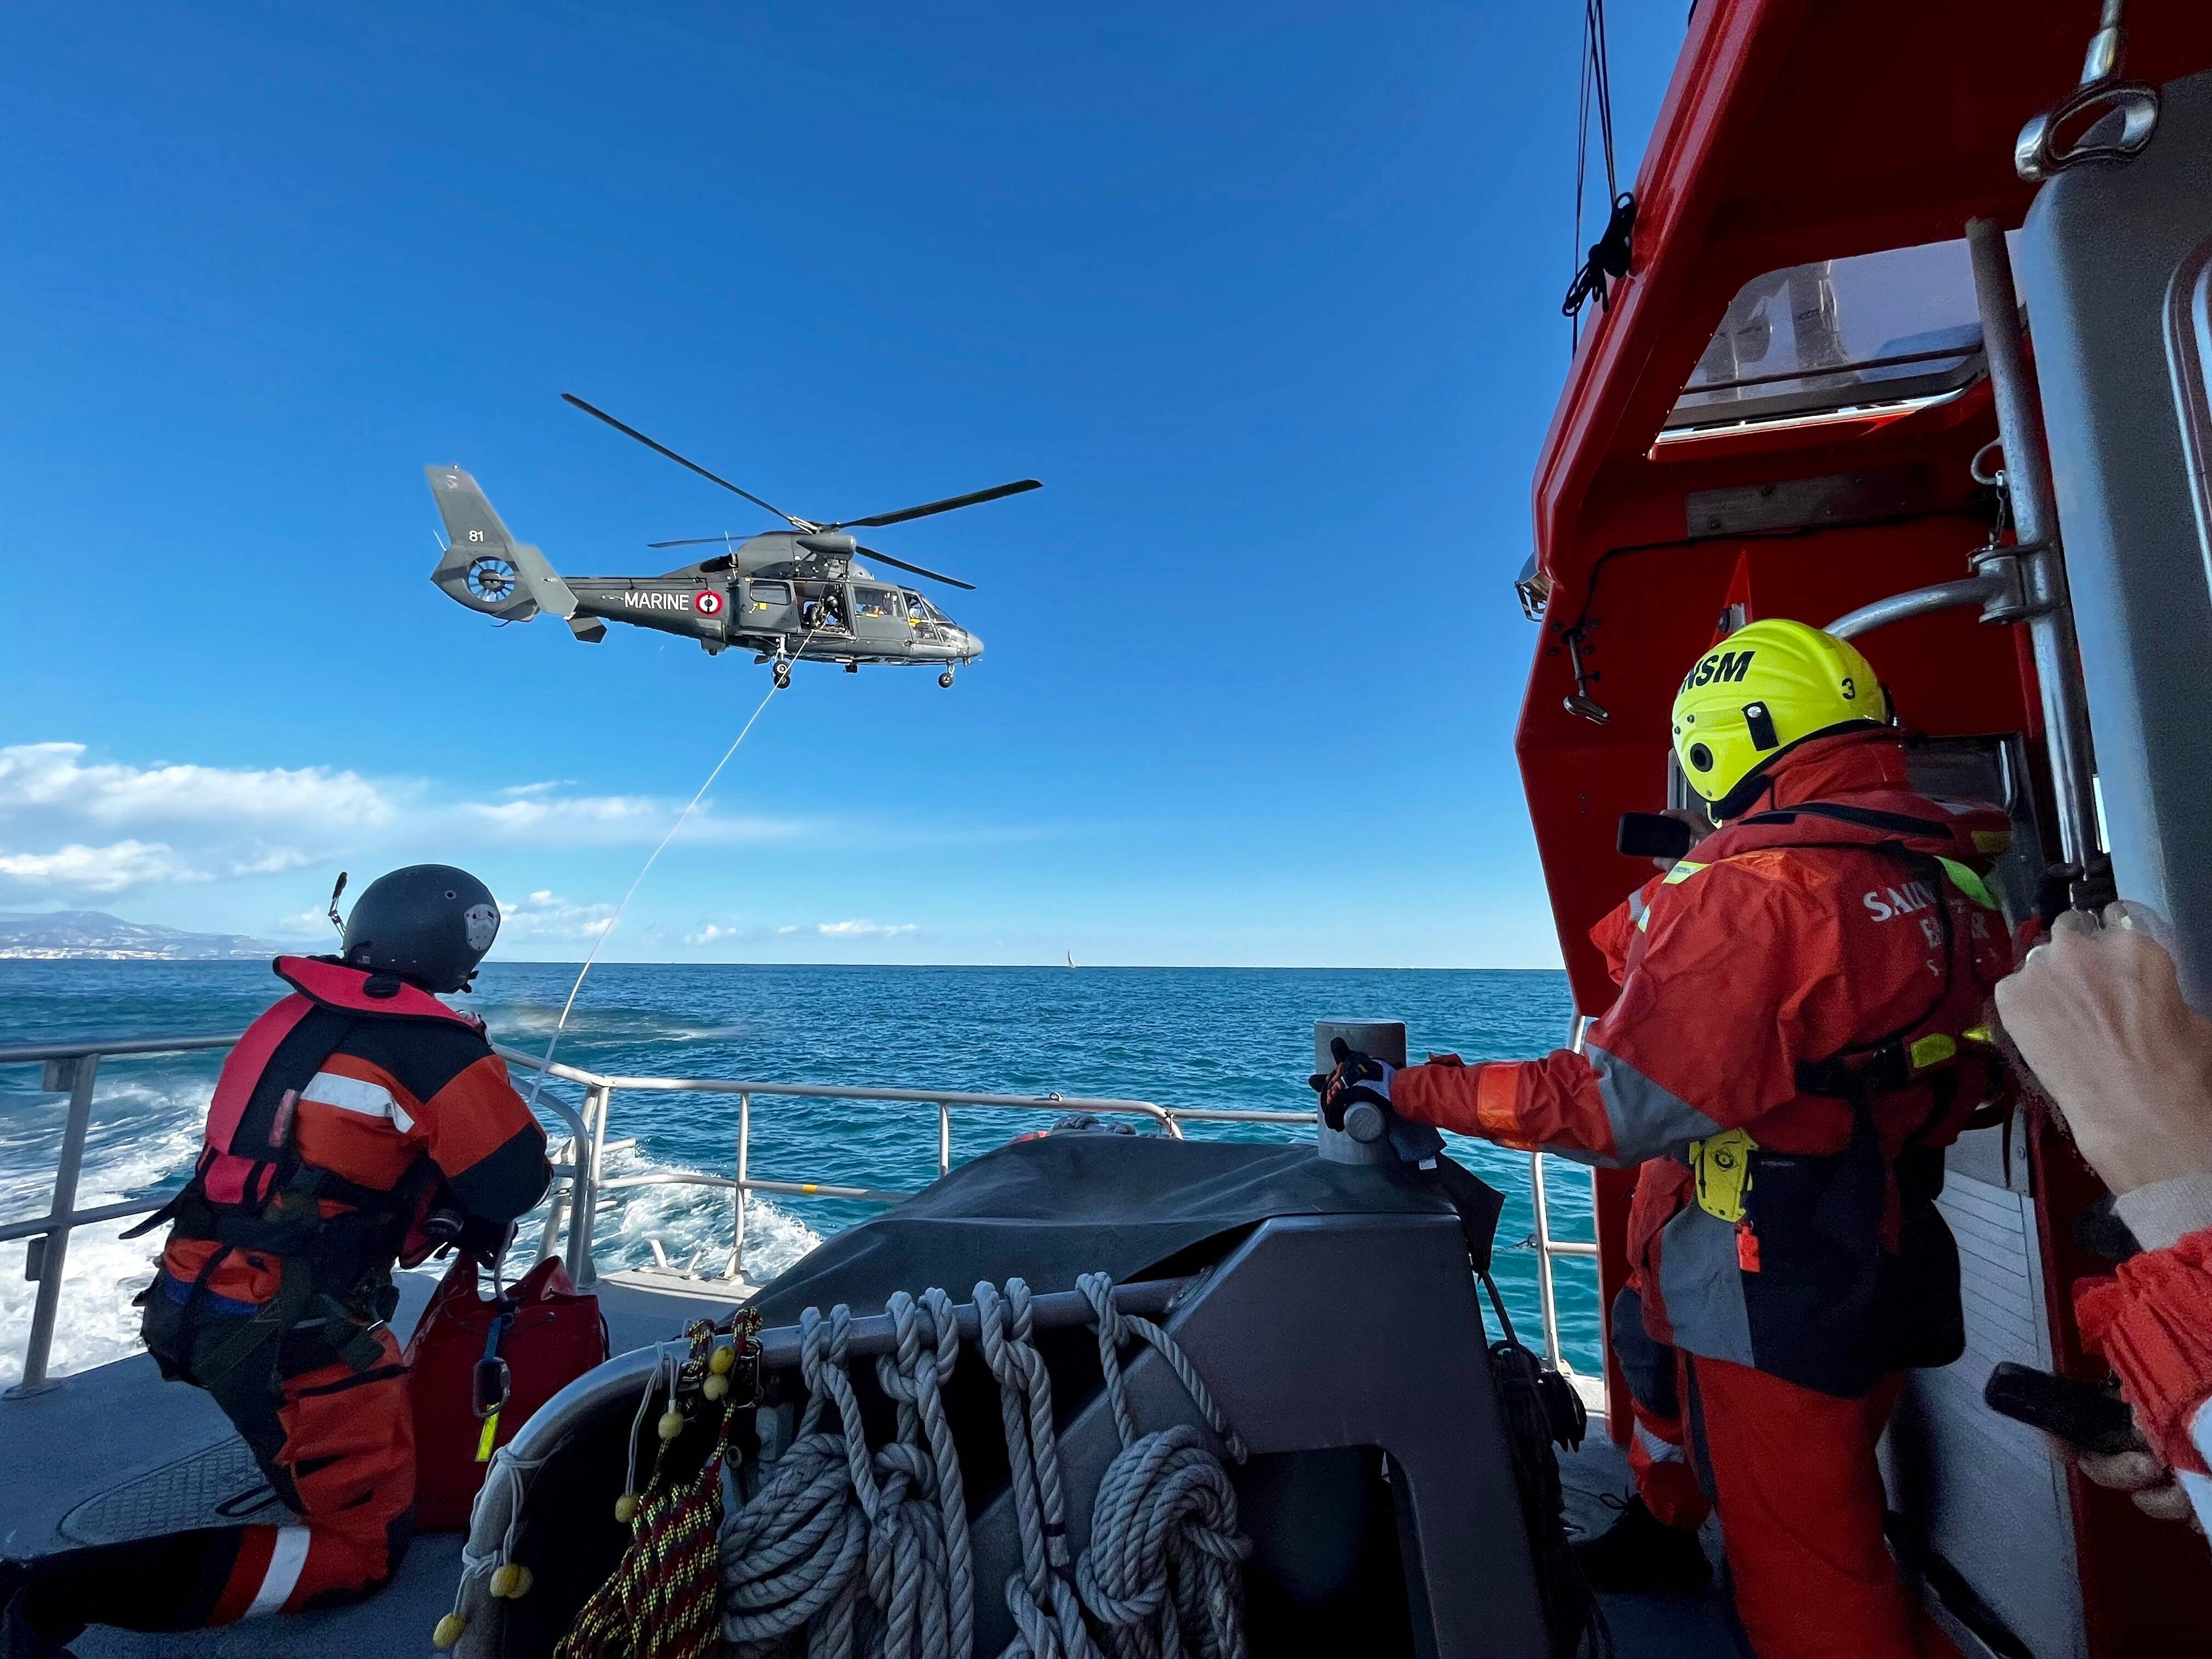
{"left": 426, "top": 394, "right": 1039, "bottom": 687}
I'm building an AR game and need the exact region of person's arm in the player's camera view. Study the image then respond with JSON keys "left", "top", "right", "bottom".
{"left": 2074, "top": 1232, "right": 2212, "bottom": 1529}
{"left": 1392, "top": 862, "right": 1819, "bottom": 1164}
{"left": 1996, "top": 904, "right": 2212, "bottom": 1530}
{"left": 403, "top": 1030, "right": 553, "bottom": 1225}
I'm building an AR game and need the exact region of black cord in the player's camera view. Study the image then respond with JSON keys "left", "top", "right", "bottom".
{"left": 1481, "top": 1273, "right": 1614, "bottom": 1658}
{"left": 1566, "top": 0, "right": 1635, "bottom": 338}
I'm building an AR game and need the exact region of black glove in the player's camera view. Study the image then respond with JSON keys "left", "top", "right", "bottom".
{"left": 458, "top": 1215, "right": 516, "bottom": 1267}
{"left": 1307, "top": 1037, "right": 1398, "bottom": 1132}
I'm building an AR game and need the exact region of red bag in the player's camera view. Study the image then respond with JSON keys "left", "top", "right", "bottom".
{"left": 404, "top": 1254, "right": 609, "bottom": 1530}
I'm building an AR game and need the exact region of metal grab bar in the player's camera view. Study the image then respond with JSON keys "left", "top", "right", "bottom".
{"left": 0, "top": 1019, "right": 1599, "bottom": 1388}
{"left": 1525, "top": 1013, "right": 1602, "bottom": 1381}
{"left": 0, "top": 1028, "right": 1324, "bottom": 1389}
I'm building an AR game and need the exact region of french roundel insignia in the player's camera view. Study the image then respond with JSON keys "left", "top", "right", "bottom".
{"left": 695, "top": 591, "right": 724, "bottom": 615}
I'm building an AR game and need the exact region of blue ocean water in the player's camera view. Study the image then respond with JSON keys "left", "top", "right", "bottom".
{"left": 0, "top": 960, "right": 1599, "bottom": 1383}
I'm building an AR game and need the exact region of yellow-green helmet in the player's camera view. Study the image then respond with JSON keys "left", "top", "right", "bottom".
{"left": 1671, "top": 619, "right": 1891, "bottom": 816}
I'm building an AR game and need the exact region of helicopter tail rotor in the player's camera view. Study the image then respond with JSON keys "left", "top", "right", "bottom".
{"left": 425, "top": 465, "right": 589, "bottom": 630}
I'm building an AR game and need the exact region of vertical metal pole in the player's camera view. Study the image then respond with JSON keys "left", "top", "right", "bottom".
{"left": 1967, "top": 216, "right": 2104, "bottom": 877}
{"left": 537, "top": 1137, "right": 571, "bottom": 1264}
{"left": 730, "top": 1091, "right": 751, "bottom": 1282}
{"left": 1529, "top": 1148, "right": 1565, "bottom": 1372}
{"left": 9, "top": 1054, "right": 100, "bottom": 1398}
{"left": 936, "top": 1101, "right": 951, "bottom": 1177}
{"left": 565, "top": 1084, "right": 608, "bottom": 1288}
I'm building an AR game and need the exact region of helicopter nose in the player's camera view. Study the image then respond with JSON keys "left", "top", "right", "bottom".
{"left": 963, "top": 630, "right": 983, "bottom": 660}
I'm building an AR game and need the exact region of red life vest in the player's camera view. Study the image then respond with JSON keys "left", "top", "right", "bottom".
{"left": 1662, "top": 793, "right": 2015, "bottom": 1394}
{"left": 193, "top": 956, "right": 478, "bottom": 1209}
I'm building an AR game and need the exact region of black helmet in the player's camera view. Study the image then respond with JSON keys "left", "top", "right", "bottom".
{"left": 338, "top": 865, "right": 500, "bottom": 992}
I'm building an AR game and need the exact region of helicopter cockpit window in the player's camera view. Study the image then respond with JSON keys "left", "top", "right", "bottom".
{"left": 853, "top": 586, "right": 898, "bottom": 620}
{"left": 1662, "top": 238, "right": 1991, "bottom": 438}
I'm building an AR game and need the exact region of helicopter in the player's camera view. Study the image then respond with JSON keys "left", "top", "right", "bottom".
{"left": 426, "top": 394, "right": 1039, "bottom": 687}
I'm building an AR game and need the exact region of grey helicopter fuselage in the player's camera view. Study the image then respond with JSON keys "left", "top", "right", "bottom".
{"left": 426, "top": 466, "right": 983, "bottom": 682}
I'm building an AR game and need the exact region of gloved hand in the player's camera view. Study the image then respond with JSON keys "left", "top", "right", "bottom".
{"left": 1308, "top": 1037, "right": 1397, "bottom": 1133}
{"left": 458, "top": 1215, "right": 517, "bottom": 1267}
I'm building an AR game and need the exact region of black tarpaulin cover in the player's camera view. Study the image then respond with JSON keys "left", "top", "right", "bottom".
{"left": 749, "top": 1132, "right": 1495, "bottom": 1324}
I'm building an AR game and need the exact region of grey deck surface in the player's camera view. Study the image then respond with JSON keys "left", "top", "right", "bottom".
{"left": 8, "top": 1269, "right": 1734, "bottom": 1657}
{"left": 2, "top": 1267, "right": 747, "bottom": 1658}
{"left": 1560, "top": 1435, "right": 1741, "bottom": 1657}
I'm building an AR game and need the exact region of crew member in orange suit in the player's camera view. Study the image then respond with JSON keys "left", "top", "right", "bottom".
{"left": 1317, "top": 620, "right": 2016, "bottom": 1659}
{"left": 1, "top": 866, "right": 549, "bottom": 1654}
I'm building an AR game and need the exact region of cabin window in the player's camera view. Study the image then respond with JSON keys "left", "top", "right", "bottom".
{"left": 747, "top": 580, "right": 792, "bottom": 607}
{"left": 853, "top": 585, "right": 899, "bottom": 619}
{"left": 1664, "top": 238, "right": 1991, "bottom": 437}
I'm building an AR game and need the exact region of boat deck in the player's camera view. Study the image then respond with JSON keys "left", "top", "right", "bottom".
{"left": 4, "top": 1271, "right": 1737, "bottom": 1658}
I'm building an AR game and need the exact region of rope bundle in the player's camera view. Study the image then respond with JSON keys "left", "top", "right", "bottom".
{"left": 1070, "top": 1274, "right": 1250, "bottom": 1659}
{"left": 557, "top": 1316, "right": 759, "bottom": 1659}
{"left": 718, "top": 1274, "right": 1249, "bottom": 1659}
{"left": 721, "top": 1295, "right": 973, "bottom": 1658}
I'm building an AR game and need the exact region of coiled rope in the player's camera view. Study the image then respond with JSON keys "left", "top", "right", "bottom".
{"left": 1071, "top": 1272, "right": 1251, "bottom": 1659}
{"left": 720, "top": 1275, "right": 1249, "bottom": 1659}
{"left": 557, "top": 1317, "right": 757, "bottom": 1659}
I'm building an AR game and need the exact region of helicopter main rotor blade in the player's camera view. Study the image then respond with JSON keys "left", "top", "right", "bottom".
{"left": 855, "top": 545, "right": 976, "bottom": 591}
{"left": 561, "top": 394, "right": 812, "bottom": 531}
{"left": 646, "top": 534, "right": 750, "bottom": 549}
{"left": 823, "top": 478, "right": 1041, "bottom": 532}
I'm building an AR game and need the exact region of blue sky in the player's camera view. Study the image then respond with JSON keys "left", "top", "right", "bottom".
{"left": 0, "top": 3, "right": 1678, "bottom": 967}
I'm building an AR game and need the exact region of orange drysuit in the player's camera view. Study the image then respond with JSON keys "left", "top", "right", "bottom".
{"left": 15, "top": 957, "right": 548, "bottom": 1643}
{"left": 1396, "top": 732, "right": 2015, "bottom": 1657}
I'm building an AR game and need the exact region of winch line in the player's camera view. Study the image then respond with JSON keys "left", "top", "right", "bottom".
{"left": 520, "top": 626, "right": 826, "bottom": 1120}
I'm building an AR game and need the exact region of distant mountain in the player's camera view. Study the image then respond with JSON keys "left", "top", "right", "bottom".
{"left": 0, "top": 911, "right": 276, "bottom": 961}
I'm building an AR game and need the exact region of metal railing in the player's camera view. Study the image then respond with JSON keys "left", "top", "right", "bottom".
{"left": 0, "top": 1024, "right": 1599, "bottom": 1396}
{"left": 1526, "top": 1014, "right": 1601, "bottom": 1383}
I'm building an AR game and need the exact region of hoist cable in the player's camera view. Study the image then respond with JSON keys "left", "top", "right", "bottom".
{"left": 520, "top": 628, "right": 826, "bottom": 1122}
{"left": 1564, "top": 0, "right": 1634, "bottom": 339}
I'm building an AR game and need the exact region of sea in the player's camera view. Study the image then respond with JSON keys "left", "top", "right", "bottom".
{"left": 0, "top": 961, "right": 1600, "bottom": 1386}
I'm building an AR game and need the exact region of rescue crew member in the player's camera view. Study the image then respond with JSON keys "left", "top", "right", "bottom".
{"left": 1, "top": 866, "right": 550, "bottom": 1653}
{"left": 1316, "top": 619, "right": 2016, "bottom": 1659}
{"left": 1998, "top": 900, "right": 2212, "bottom": 1534}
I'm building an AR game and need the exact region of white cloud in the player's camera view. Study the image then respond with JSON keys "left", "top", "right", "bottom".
{"left": 0, "top": 840, "right": 202, "bottom": 893}
{"left": 0, "top": 838, "right": 317, "bottom": 894}
{"left": 0, "top": 739, "right": 812, "bottom": 900}
{"left": 498, "top": 890, "right": 617, "bottom": 941}
{"left": 462, "top": 795, "right": 803, "bottom": 847}
{"left": 0, "top": 742, "right": 396, "bottom": 833}
{"left": 685, "top": 922, "right": 735, "bottom": 945}
{"left": 815, "top": 919, "right": 917, "bottom": 938}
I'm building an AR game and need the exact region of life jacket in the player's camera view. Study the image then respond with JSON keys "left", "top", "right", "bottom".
{"left": 1657, "top": 791, "right": 2014, "bottom": 1396}
{"left": 132, "top": 956, "right": 483, "bottom": 1387}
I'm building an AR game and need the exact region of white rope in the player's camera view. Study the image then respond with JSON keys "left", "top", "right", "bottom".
{"left": 717, "top": 1276, "right": 1248, "bottom": 1659}
{"left": 518, "top": 622, "right": 826, "bottom": 1119}
{"left": 974, "top": 1279, "right": 1100, "bottom": 1659}
{"left": 1071, "top": 1274, "right": 1250, "bottom": 1659}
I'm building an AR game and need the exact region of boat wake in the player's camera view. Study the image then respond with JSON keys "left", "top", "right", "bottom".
{"left": 0, "top": 1076, "right": 820, "bottom": 1386}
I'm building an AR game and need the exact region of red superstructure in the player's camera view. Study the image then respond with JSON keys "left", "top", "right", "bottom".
{"left": 1520, "top": 3, "right": 2212, "bottom": 1652}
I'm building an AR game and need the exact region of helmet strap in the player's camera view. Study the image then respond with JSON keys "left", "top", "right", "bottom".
{"left": 1708, "top": 718, "right": 1892, "bottom": 820}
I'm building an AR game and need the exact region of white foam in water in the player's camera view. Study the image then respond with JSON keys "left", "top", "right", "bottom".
{"left": 0, "top": 1081, "right": 207, "bottom": 1386}
{"left": 0, "top": 1084, "right": 823, "bottom": 1386}
{"left": 588, "top": 1141, "right": 822, "bottom": 1282}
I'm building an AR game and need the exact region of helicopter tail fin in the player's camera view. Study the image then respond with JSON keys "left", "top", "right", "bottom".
{"left": 426, "top": 465, "right": 590, "bottom": 631}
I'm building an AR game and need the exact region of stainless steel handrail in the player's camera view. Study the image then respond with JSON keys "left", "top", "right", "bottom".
{"left": 0, "top": 1030, "right": 1324, "bottom": 1390}
{"left": 1525, "top": 1013, "right": 1602, "bottom": 1381}
{"left": 0, "top": 1024, "right": 1590, "bottom": 1392}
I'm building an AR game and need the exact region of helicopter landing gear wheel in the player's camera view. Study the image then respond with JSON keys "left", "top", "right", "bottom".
{"left": 772, "top": 663, "right": 792, "bottom": 689}
{"left": 939, "top": 670, "right": 955, "bottom": 689}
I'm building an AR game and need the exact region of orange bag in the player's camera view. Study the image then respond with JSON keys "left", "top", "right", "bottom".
{"left": 403, "top": 1254, "right": 608, "bottom": 1530}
